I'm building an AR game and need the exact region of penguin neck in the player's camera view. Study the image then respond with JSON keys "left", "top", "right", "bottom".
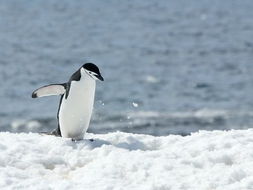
{"left": 81, "top": 73, "right": 96, "bottom": 92}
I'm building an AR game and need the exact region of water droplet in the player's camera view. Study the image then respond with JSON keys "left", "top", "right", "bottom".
{"left": 132, "top": 102, "right": 138, "bottom": 108}
{"left": 146, "top": 75, "right": 159, "bottom": 83}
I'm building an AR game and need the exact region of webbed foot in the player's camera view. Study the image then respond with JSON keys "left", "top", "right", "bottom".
{"left": 71, "top": 138, "right": 95, "bottom": 142}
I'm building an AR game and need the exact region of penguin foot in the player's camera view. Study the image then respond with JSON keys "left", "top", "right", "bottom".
{"left": 71, "top": 138, "right": 95, "bottom": 142}
{"left": 71, "top": 138, "right": 83, "bottom": 142}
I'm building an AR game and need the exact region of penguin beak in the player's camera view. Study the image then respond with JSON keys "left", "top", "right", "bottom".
{"left": 96, "top": 74, "right": 104, "bottom": 81}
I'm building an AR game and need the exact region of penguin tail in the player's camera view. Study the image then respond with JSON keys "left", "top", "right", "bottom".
{"left": 39, "top": 128, "right": 61, "bottom": 137}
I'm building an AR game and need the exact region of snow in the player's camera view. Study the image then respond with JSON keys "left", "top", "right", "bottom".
{"left": 1, "top": 130, "right": 253, "bottom": 190}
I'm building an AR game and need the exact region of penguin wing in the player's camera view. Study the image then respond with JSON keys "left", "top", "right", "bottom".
{"left": 32, "top": 84, "right": 66, "bottom": 98}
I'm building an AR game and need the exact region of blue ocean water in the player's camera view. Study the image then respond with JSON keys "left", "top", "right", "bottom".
{"left": 0, "top": 0, "right": 253, "bottom": 136}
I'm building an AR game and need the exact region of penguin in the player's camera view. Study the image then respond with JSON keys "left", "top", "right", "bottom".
{"left": 32, "top": 63, "right": 104, "bottom": 140}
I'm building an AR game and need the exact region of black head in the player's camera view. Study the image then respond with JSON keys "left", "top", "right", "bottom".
{"left": 82, "top": 63, "right": 104, "bottom": 81}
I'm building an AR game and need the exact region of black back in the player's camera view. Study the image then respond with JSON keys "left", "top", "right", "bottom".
{"left": 65, "top": 69, "right": 81, "bottom": 99}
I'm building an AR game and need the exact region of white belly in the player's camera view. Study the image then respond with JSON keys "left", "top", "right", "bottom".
{"left": 59, "top": 78, "right": 95, "bottom": 139}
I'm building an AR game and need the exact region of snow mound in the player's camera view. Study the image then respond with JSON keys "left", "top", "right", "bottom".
{"left": 1, "top": 130, "right": 253, "bottom": 190}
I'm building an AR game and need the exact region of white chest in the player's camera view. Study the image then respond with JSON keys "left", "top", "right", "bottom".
{"left": 59, "top": 76, "right": 96, "bottom": 139}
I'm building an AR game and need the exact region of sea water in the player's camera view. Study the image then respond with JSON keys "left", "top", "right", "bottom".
{"left": 0, "top": 0, "right": 253, "bottom": 136}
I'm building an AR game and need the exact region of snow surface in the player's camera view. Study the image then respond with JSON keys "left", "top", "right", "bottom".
{"left": 1, "top": 130, "right": 253, "bottom": 190}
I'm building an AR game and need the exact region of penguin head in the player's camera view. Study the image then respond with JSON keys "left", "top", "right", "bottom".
{"left": 81, "top": 63, "right": 104, "bottom": 81}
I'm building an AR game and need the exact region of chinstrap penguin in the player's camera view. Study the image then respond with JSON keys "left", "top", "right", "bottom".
{"left": 32, "top": 63, "right": 104, "bottom": 140}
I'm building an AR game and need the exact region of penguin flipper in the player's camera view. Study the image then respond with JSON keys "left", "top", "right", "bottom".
{"left": 32, "top": 83, "right": 66, "bottom": 98}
